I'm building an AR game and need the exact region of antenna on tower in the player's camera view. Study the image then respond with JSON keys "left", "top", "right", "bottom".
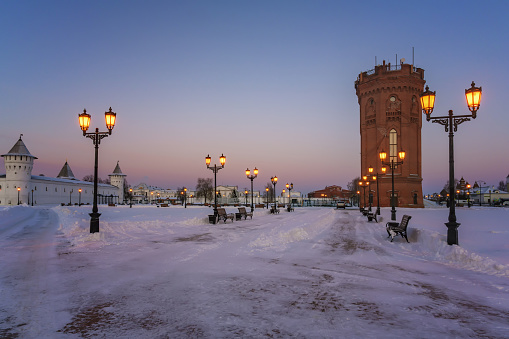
{"left": 375, "top": 56, "right": 377, "bottom": 67}
{"left": 412, "top": 47, "right": 415, "bottom": 66}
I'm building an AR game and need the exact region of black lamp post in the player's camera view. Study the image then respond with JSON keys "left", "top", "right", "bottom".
{"left": 379, "top": 149, "right": 405, "bottom": 221}
{"left": 358, "top": 180, "right": 369, "bottom": 209}
{"left": 183, "top": 188, "right": 187, "bottom": 208}
{"left": 368, "top": 166, "right": 386, "bottom": 215}
{"left": 244, "top": 189, "right": 248, "bottom": 206}
{"left": 17, "top": 187, "right": 21, "bottom": 205}
{"left": 473, "top": 181, "right": 486, "bottom": 206}
{"left": 78, "top": 188, "right": 82, "bottom": 206}
{"left": 78, "top": 107, "right": 117, "bottom": 233}
{"left": 271, "top": 176, "right": 278, "bottom": 210}
{"left": 420, "top": 81, "right": 482, "bottom": 245}
{"left": 265, "top": 187, "right": 269, "bottom": 209}
{"left": 206, "top": 154, "right": 226, "bottom": 217}
{"left": 129, "top": 188, "right": 133, "bottom": 208}
{"left": 246, "top": 167, "right": 258, "bottom": 212}
{"left": 286, "top": 183, "right": 293, "bottom": 206}
{"left": 31, "top": 189, "right": 34, "bottom": 206}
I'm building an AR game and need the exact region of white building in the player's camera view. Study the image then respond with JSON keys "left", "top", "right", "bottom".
{"left": 130, "top": 183, "right": 186, "bottom": 204}
{"left": 0, "top": 136, "right": 125, "bottom": 206}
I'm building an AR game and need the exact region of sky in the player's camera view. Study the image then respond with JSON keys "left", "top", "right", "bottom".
{"left": 1, "top": 0, "right": 508, "bottom": 194}
{"left": 1, "top": 204, "right": 508, "bottom": 337}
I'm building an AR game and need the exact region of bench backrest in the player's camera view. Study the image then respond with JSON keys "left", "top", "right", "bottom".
{"left": 238, "top": 207, "right": 247, "bottom": 214}
{"left": 400, "top": 215, "right": 412, "bottom": 229}
{"left": 217, "top": 208, "right": 226, "bottom": 216}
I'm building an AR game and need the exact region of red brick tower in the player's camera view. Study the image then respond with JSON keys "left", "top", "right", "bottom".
{"left": 355, "top": 60, "right": 425, "bottom": 208}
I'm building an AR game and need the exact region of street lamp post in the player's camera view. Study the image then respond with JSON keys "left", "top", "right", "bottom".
{"left": 129, "top": 188, "right": 132, "bottom": 208}
{"left": 17, "top": 187, "right": 21, "bottom": 205}
{"left": 246, "top": 167, "right": 258, "bottom": 212}
{"left": 206, "top": 154, "right": 226, "bottom": 217}
{"left": 184, "top": 188, "right": 187, "bottom": 208}
{"left": 474, "top": 181, "right": 486, "bottom": 206}
{"left": 79, "top": 107, "right": 117, "bottom": 233}
{"left": 362, "top": 175, "right": 371, "bottom": 211}
{"left": 379, "top": 149, "right": 406, "bottom": 221}
{"left": 368, "top": 166, "right": 386, "bottom": 215}
{"left": 358, "top": 180, "right": 369, "bottom": 210}
{"left": 465, "top": 182, "right": 471, "bottom": 207}
{"left": 78, "top": 188, "right": 82, "bottom": 206}
{"left": 265, "top": 187, "right": 269, "bottom": 209}
{"left": 271, "top": 176, "right": 278, "bottom": 210}
{"left": 31, "top": 189, "right": 34, "bottom": 206}
{"left": 286, "top": 183, "right": 293, "bottom": 207}
{"left": 244, "top": 189, "right": 248, "bottom": 206}
{"left": 420, "top": 81, "right": 482, "bottom": 245}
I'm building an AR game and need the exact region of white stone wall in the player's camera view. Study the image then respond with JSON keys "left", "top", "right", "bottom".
{"left": 0, "top": 176, "right": 121, "bottom": 206}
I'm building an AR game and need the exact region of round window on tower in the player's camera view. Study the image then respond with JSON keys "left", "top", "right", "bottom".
{"left": 390, "top": 95, "right": 396, "bottom": 102}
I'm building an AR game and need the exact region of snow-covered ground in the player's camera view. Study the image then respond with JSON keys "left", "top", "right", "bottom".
{"left": 1, "top": 203, "right": 508, "bottom": 338}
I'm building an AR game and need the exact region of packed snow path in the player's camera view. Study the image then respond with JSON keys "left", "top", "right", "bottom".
{"left": 0, "top": 207, "right": 65, "bottom": 337}
{"left": 1, "top": 205, "right": 508, "bottom": 338}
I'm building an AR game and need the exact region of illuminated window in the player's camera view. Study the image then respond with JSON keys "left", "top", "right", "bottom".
{"left": 389, "top": 129, "right": 397, "bottom": 163}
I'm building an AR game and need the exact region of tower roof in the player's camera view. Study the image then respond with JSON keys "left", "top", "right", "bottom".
{"left": 1, "top": 134, "right": 38, "bottom": 159}
{"left": 57, "top": 161, "right": 76, "bottom": 179}
{"left": 109, "top": 161, "right": 126, "bottom": 176}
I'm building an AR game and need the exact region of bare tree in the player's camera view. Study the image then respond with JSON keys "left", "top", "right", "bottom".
{"left": 196, "top": 178, "right": 213, "bottom": 204}
{"left": 442, "top": 178, "right": 459, "bottom": 193}
{"left": 82, "top": 175, "right": 109, "bottom": 184}
{"left": 498, "top": 180, "right": 506, "bottom": 191}
{"left": 82, "top": 174, "right": 94, "bottom": 182}
{"left": 347, "top": 177, "right": 361, "bottom": 193}
{"left": 123, "top": 179, "right": 130, "bottom": 202}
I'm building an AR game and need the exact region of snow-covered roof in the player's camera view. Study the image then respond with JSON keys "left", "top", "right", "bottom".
{"left": 1, "top": 135, "right": 38, "bottom": 159}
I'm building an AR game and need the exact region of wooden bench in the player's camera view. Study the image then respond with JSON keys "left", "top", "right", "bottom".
{"left": 217, "top": 208, "right": 234, "bottom": 223}
{"left": 286, "top": 204, "right": 294, "bottom": 212}
{"left": 270, "top": 206, "right": 280, "bottom": 214}
{"left": 255, "top": 204, "right": 265, "bottom": 209}
{"left": 386, "top": 215, "right": 412, "bottom": 242}
{"left": 237, "top": 207, "right": 253, "bottom": 219}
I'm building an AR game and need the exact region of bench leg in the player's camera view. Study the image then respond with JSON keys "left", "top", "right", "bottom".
{"left": 402, "top": 232, "right": 409, "bottom": 243}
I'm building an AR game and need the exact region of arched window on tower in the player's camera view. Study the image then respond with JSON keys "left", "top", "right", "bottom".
{"left": 389, "top": 129, "right": 398, "bottom": 163}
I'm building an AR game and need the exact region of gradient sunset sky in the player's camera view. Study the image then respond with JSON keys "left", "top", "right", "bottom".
{"left": 1, "top": 1, "right": 508, "bottom": 195}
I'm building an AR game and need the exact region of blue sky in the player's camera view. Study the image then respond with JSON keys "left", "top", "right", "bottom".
{"left": 1, "top": 1, "right": 508, "bottom": 194}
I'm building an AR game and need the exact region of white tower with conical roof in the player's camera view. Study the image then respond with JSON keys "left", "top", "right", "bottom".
{"left": 1, "top": 135, "right": 37, "bottom": 204}
{"left": 109, "top": 161, "right": 126, "bottom": 203}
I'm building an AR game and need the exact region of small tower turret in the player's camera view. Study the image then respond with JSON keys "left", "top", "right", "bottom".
{"left": 1, "top": 135, "right": 37, "bottom": 204}
{"left": 109, "top": 161, "right": 126, "bottom": 203}
{"left": 57, "top": 160, "right": 76, "bottom": 179}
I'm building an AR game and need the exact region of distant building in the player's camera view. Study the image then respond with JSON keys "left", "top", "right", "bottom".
{"left": 0, "top": 135, "right": 125, "bottom": 205}
{"left": 355, "top": 60, "right": 425, "bottom": 208}
{"left": 308, "top": 185, "right": 351, "bottom": 201}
